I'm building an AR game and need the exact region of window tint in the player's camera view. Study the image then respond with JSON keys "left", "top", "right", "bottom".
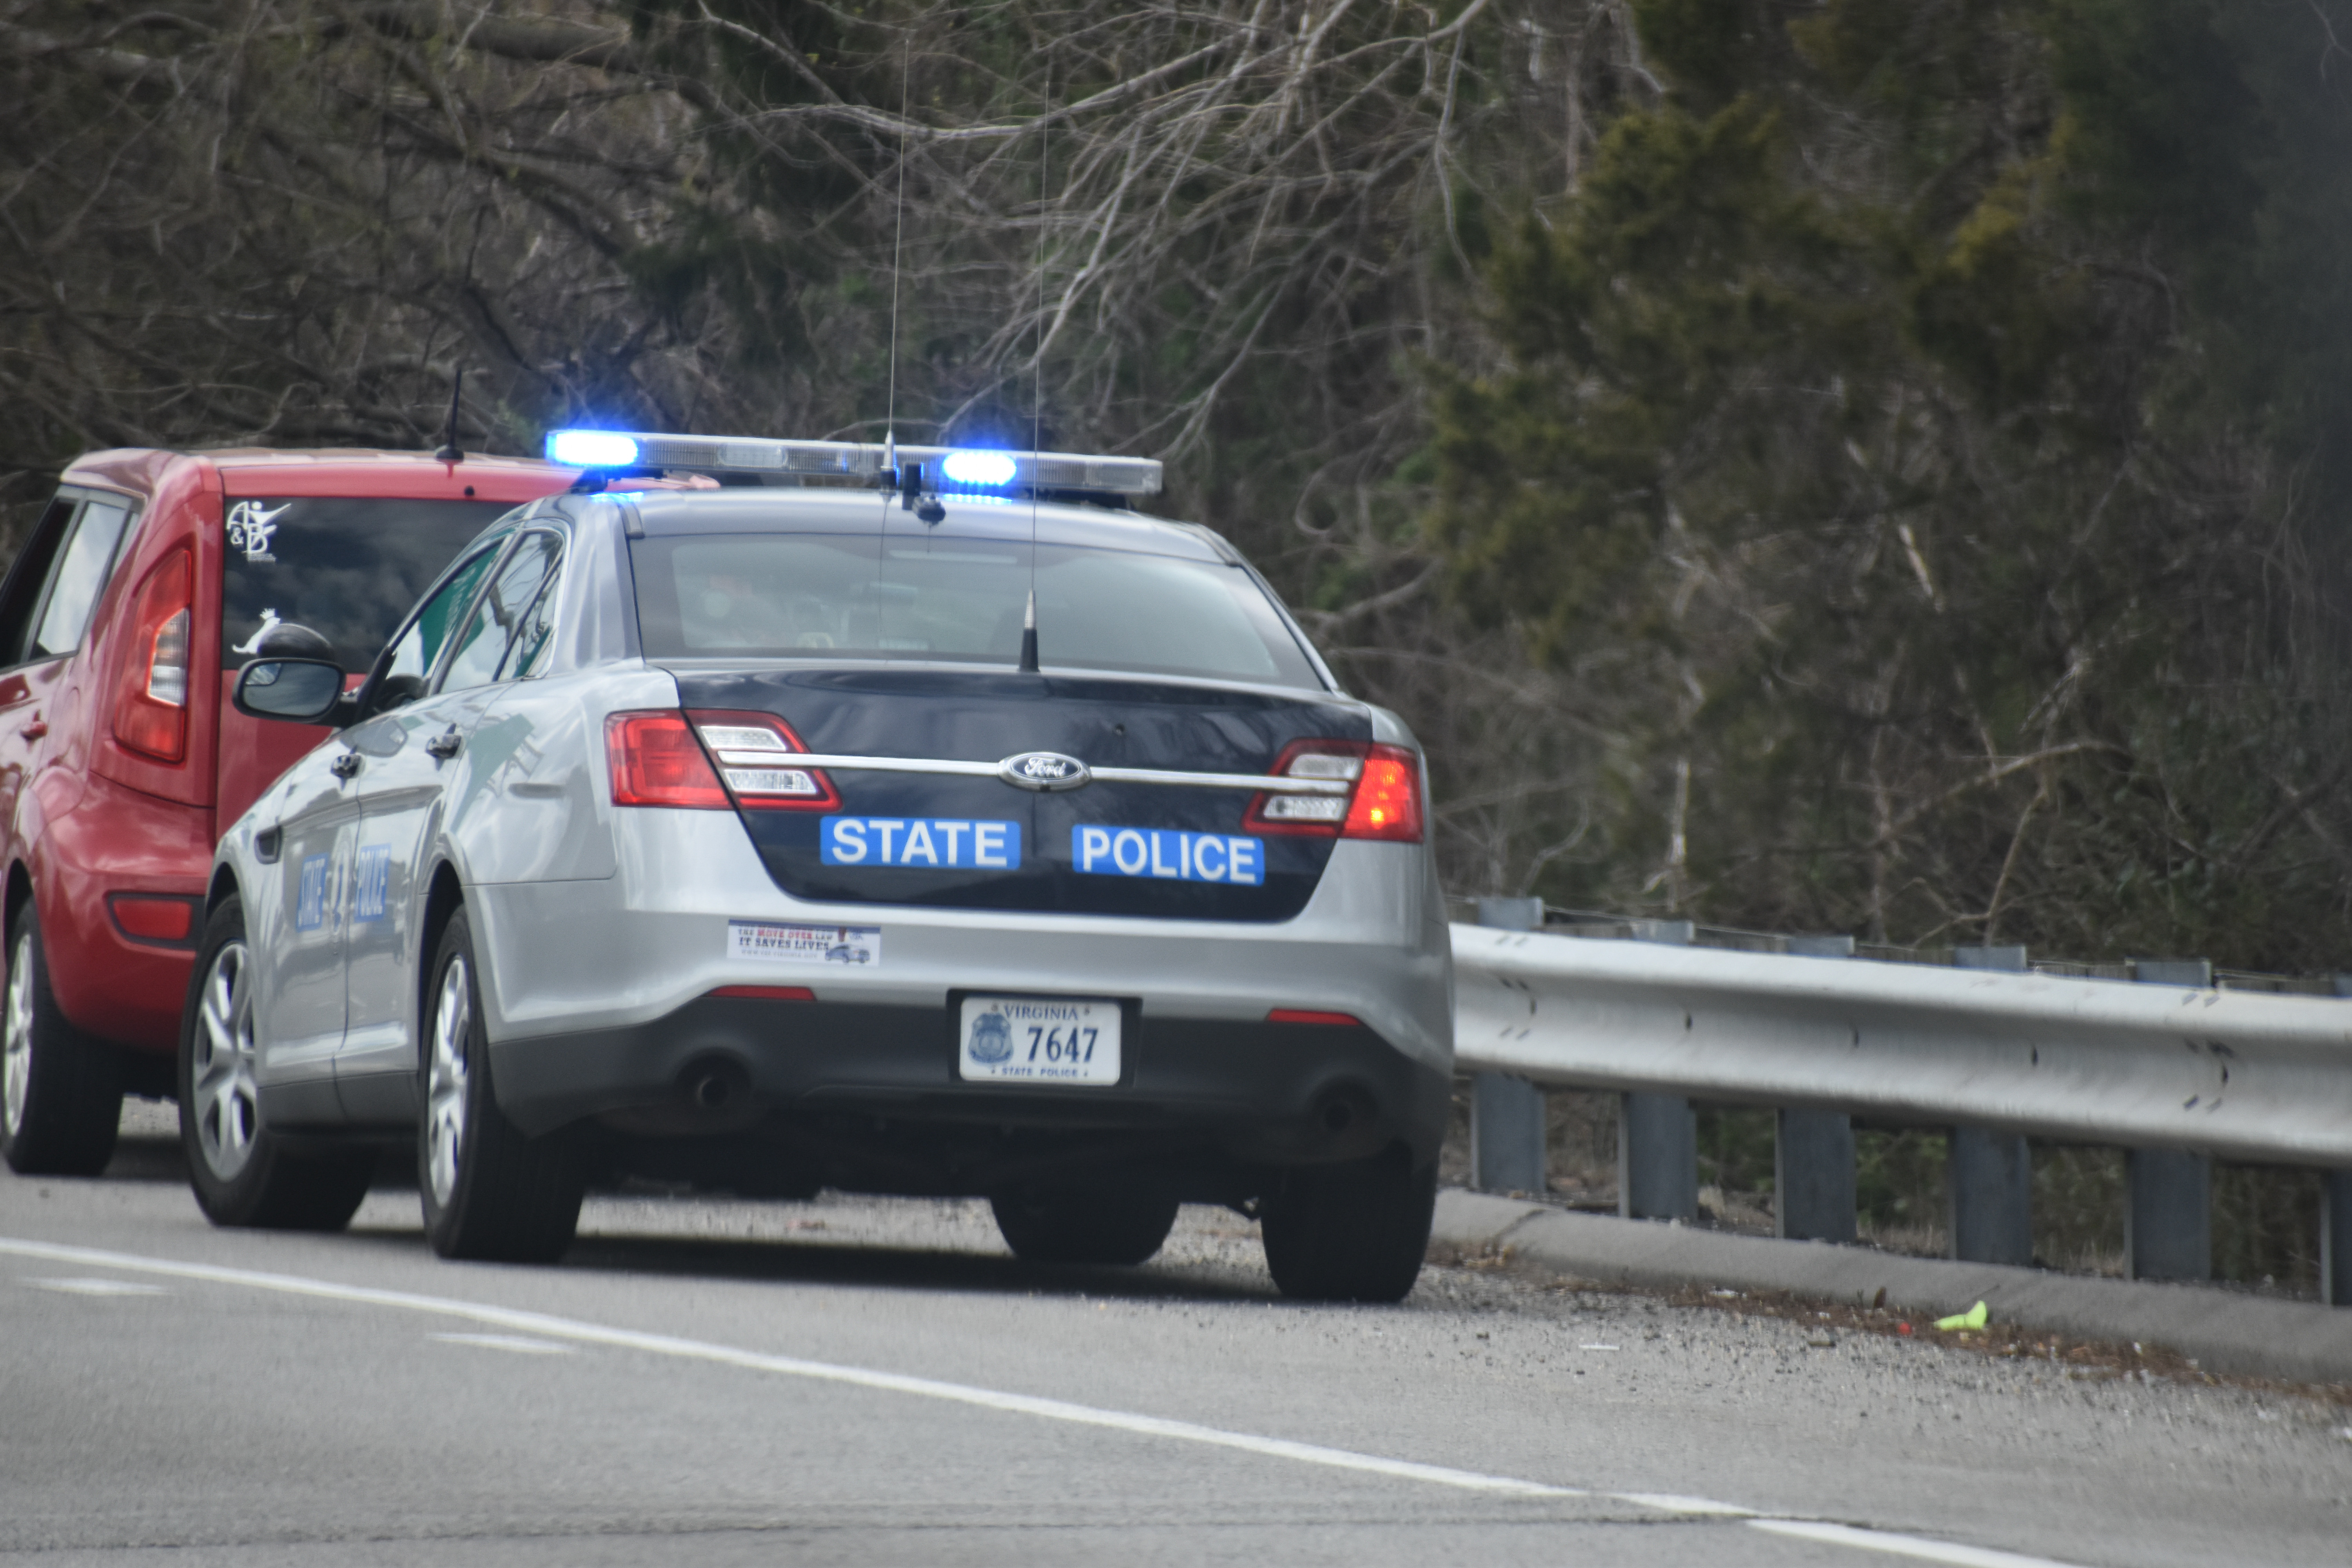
{"left": 0, "top": 496, "right": 81, "bottom": 667}
{"left": 383, "top": 547, "right": 501, "bottom": 693}
{"left": 29, "top": 499, "right": 132, "bottom": 659}
{"left": 630, "top": 533, "right": 1323, "bottom": 688}
{"left": 496, "top": 552, "right": 564, "bottom": 682}
{"left": 441, "top": 534, "right": 561, "bottom": 693}
{"left": 221, "top": 497, "right": 516, "bottom": 673}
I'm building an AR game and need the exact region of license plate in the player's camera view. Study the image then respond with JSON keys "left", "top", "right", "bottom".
{"left": 958, "top": 996, "right": 1121, "bottom": 1086}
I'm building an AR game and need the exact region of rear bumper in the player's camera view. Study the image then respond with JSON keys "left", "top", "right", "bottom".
{"left": 29, "top": 772, "right": 210, "bottom": 1055}
{"left": 491, "top": 996, "right": 1450, "bottom": 1167}
{"left": 470, "top": 807, "right": 1453, "bottom": 1161}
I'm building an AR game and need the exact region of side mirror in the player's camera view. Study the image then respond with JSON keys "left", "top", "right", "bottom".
{"left": 233, "top": 659, "right": 346, "bottom": 724}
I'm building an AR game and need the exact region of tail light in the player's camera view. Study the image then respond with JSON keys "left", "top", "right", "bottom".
{"left": 606, "top": 711, "right": 731, "bottom": 808}
{"left": 113, "top": 550, "right": 192, "bottom": 762}
{"left": 688, "top": 710, "right": 839, "bottom": 810}
{"left": 1245, "top": 739, "right": 1425, "bottom": 842}
{"left": 604, "top": 710, "right": 841, "bottom": 811}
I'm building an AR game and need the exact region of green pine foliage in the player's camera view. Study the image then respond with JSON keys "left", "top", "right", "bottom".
{"left": 1427, "top": 0, "right": 2352, "bottom": 966}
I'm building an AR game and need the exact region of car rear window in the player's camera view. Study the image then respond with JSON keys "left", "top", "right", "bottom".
{"left": 221, "top": 497, "right": 517, "bottom": 672}
{"left": 630, "top": 533, "right": 1325, "bottom": 689}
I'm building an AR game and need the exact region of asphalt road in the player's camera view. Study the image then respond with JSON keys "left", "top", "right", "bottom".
{"left": 3, "top": 1104, "right": 2347, "bottom": 1567}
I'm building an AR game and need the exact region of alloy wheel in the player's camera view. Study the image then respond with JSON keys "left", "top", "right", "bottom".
{"left": 2, "top": 932, "right": 34, "bottom": 1137}
{"left": 192, "top": 941, "right": 261, "bottom": 1180}
{"left": 426, "top": 956, "right": 471, "bottom": 1206}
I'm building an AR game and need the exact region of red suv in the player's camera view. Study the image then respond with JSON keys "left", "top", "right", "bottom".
{"left": 0, "top": 447, "right": 572, "bottom": 1174}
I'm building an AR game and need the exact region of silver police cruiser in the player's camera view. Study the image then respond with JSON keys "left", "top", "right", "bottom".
{"left": 183, "top": 430, "right": 1452, "bottom": 1300}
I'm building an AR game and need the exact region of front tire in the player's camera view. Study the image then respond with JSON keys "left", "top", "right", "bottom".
{"left": 2, "top": 905, "right": 123, "bottom": 1176}
{"left": 419, "top": 908, "right": 581, "bottom": 1263}
{"left": 991, "top": 1187, "right": 1180, "bottom": 1266}
{"left": 1259, "top": 1149, "right": 1435, "bottom": 1303}
{"left": 179, "top": 897, "right": 372, "bottom": 1229}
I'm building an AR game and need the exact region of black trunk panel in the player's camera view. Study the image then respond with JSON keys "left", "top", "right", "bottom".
{"left": 670, "top": 668, "right": 1370, "bottom": 920}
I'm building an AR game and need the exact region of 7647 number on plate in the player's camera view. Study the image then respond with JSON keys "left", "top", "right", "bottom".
{"left": 958, "top": 995, "right": 1121, "bottom": 1086}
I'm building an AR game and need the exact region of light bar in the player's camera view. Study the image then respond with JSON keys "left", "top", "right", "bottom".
{"left": 539, "top": 428, "right": 1161, "bottom": 497}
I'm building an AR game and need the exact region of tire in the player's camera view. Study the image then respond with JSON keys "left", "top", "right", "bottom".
{"left": 179, "top": 897, "right": 372, "bottom": 1230}
{"left": 991, "top": 1186, "right": 1180, "bottom": 1266}
{"left": 1259, "top": 1149, "right": 1436, "bottom": 1303}
{"left": 2, "top": 905, "right": 123, "bottom": 1176}
{"left": 419, "top": 908, "right": 581, "bottom": 1263}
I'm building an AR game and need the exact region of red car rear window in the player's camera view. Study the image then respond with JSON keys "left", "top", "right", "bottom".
{"left": 221, "top": 497, "right": 517, "bottom": 672}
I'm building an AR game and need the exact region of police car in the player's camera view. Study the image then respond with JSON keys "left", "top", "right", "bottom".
{"left": 186, "top": 430, "right": 1453, "bottom": 1300}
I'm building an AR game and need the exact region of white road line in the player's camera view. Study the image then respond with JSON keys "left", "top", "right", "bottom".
{"left": 428, "top": 1331, "right": 577, "bottom": 1356}
{"left": 0, "top": 1234, "right": 2085, "bottom": 1567}
{"left": 1750, "top": 1520, "right": 2082, "bottom": 1567}
{"left": 24, "top": 1276, "right": 168, "bottom": 1296}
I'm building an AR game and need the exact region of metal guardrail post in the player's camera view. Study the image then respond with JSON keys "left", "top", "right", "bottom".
{"left": 2125, "top": 958, "right": 2214, "bottom": 1282}
{"left": 1469, "top": 897, "right": 1547, "bottom": 1196}
{"left": 2326, "top": 1172, "right": 2352, "bottom": 1308}
{"left": 1947, "top": 946, "right": 2034, "bottom": 1265}
{"left": 1619, "top": 919, "right": 1697, "bottom": 1223}
{"left": 1775, "top": 933, "right": 1858, "bottom": 1243}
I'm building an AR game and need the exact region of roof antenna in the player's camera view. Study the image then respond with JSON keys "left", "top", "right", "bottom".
{"left": 433, "top": 367, "right": 465, "bottom": 464}
{"left": 1018, "top": 590, "right": 1038, "bottom": 673}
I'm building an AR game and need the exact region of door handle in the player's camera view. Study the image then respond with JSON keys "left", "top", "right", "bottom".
{"left": 330, "top": 752, "right": 363, "bottom": 781}
{"left": 425, "top": 727, "right": 463, "bottom": 760}
{"left": 18, "top": 720, "right": 44, "bottom": 741}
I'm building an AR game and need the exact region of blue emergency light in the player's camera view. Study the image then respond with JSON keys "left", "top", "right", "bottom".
{"left": 546, "top": 430, "right": 641, "bottom": 468}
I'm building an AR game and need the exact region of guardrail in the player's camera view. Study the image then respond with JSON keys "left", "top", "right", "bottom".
{"left": 1445, "top": 907, "right": 2352, "bottom": 1305}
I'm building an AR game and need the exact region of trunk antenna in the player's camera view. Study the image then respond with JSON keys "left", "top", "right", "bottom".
{"left": 1020, "top": 64, "right": 1049, "bottom": 676}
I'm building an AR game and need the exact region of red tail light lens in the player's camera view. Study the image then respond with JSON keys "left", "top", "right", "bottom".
{"left": 688, "top": 710, "right": 839, "bottom": 811}
{"left": 113, "top": 550, "right": 192, "bottom": 762}
{"left": 1244, "top": 739, "right": 1425, "bottom": 843}
{"left": 606, "top": 711, "right": 730, "bottom": 808}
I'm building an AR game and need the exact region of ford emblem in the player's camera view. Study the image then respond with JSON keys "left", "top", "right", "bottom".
{"left": 998, "top": 750, "right": 1091, "bottom": 791}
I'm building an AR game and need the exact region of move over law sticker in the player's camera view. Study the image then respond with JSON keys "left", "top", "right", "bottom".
{"left": 729, "top": 921, "right": 880, "bottom": 966}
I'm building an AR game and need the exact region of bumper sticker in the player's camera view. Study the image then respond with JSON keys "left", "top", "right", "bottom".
{"left": 1071, "top": 826, "right": 1263, "bottom": 886}
{"left": 729, "top": 921, "right": 881, "bottom": 966}
{"left": 821, "top": 816, "right": 1021, "bottom": 869}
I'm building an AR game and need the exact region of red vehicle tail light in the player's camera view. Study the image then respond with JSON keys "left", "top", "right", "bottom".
{"left": 1244, "top": 739, "right": 1425, "bottom": 843}
{"left": 709, "top": 984, "right": 816, "bottom": 1001}
{"left": 113, "top": 550, "right": 192, "bottom": 762}
{"left": 606, "top": 711, "right": 730, "bottom": 808}
{"left": 1267, "top": 1008, "right": 1361, "bottom": 1026}
{"left": 688, "top": 710, "right": 839, "bottom": 811}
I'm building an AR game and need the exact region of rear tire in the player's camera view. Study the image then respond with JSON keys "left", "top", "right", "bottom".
{"left": 2, "top": 905, "right": 123, "bottom": 1176}
{"left": 179, "top": 897, "right": 372, "bottom": 1230}
{"left": 1259, "top": 1149, "right": 1435, "bottom": 1303}
{"left": 991, "top": 1187, "right": 1180, "bottom": 1266}
{"left": 419, "top": 908, "right": 581, "bottom": 1263}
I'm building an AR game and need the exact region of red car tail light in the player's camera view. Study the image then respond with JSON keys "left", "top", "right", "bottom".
{"left": 1267, "top": 1008, "right": 1361, "bottom": 1026}
{"left": 1244, "top": 739, "right": 1425, "bottom": 843}
{"left": 709, "top": 984, "right": 816, "bottom": 1001}
{"left": 113, "top": 550, "right": 192, "bottom": 762}
{"left": 688, "top": 710, "right": 839, "bottom": 811}
{"left": 606, "top": 711, "right": 730, "bottom": 808}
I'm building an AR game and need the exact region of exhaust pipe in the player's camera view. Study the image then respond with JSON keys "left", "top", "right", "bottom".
{"left": 1314, "top": 1083, "right": 1376, "bottom": 1136}
{"left": 678, "top": 1055, "right": 753, "bottom": 1116}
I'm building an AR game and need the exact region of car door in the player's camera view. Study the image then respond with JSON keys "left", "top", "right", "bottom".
{"left": 336, "top": 532, "right": 562, "bottom": 1102}
{"left": 0, "top": 492, "right": 136, "bottom": 839}
{"left": 249, "top": 747, "right": 360, "bottom": 1108}
{"left": 256, "top": 541, "right": 507, "bottom": 1112}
